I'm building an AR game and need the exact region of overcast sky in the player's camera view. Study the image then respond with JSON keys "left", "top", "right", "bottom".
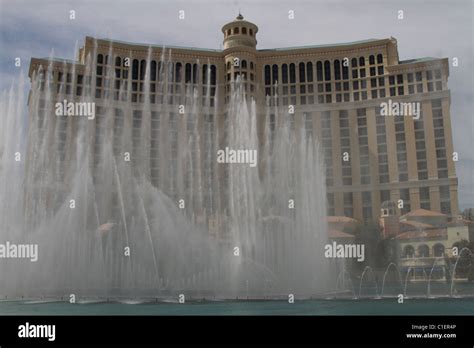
{"left": 1, "top": 0, "right": 473, "bottom": 209}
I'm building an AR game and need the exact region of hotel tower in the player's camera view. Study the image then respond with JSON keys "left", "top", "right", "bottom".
{"left": 26, "top": 14, "right": 459, "bottom": 228}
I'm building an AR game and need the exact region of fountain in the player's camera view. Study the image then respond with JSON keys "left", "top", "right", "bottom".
{"left": 450, "top": 247, "right": 473, "bottom": 297}
{"left": 0, "top": 41, "right": 331, "bottom": 300}
{"left": 358, "top": 266, "right": 379, "bottom": 298}
{"left": 380, "top": 262, "right": 402, "bottom": 297}
{"left": 403, "top": 267, "right": 413, "bottom": 298}
{"left": 1, "top": 39, "right": 473, "bottom": 308}
{"left": 335, "top": 268, "right": 356, "bottom": 298}
{"left": 427, "top": 257, "right": 445, "bottom": 298}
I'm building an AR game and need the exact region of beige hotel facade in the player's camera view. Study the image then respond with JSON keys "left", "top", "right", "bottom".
{"left": 27, "top": 14, "right": 459, "bottom": 224}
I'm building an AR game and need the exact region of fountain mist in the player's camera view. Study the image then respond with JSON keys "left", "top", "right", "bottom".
{"left": 0, "top": 43, "right": 331, "bottom": 300}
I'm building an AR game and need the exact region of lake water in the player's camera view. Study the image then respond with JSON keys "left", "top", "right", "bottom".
{"left": 1, "top": 297, "right": 473, "bottom": 315}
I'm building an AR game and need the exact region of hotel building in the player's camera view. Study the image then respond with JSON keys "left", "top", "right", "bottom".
{"left": 26, "top": 14, "right": 459, "bottom": 225}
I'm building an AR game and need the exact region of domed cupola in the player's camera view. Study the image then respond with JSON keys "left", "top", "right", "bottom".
{"left": 221, "top": 13, "right": 258, "bottom": 51}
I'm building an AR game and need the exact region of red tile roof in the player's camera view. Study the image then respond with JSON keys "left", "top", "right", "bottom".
{"left": 399, "top": 220, "right": 434, "bottom": 230}
{"left": 396, "top": 229, "right": 447, "bottom": 240}
{"left": 327, "top": 216, "right": 358, "bottom": 223}
{"left": 401, "top": 209, "right": 447, "bottom": 218}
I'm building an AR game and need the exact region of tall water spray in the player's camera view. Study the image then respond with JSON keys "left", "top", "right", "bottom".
{"left": 0, "top": 42, "right": 332, "bottom": 299}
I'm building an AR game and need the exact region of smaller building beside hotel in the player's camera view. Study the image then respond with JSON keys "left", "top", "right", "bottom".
{"left": 381, "top": 208, "right": 470, "bottom": 279}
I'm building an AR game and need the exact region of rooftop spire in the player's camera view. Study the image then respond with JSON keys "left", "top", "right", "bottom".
{"left": 236, "top": 12, "right": 244, "bottom": 20}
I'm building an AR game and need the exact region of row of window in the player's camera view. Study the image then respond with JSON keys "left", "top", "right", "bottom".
{"left": 327, "top": 185, "right": 451, "bottom": 219}
{"left": 394, "top": 116, "right": 409, "bottom": 182}
{"left": 357, "top": 109, "right": 371, "bottom": 186}
{"left": 39, "top": 64, "right": 444, "bottom": 108}
{"left": 321, "top": 111, "right": 334, "bottom": 187}
{"left": 432, "top": 99, "right": 448, "bottom": 180}
{"left": 224, "top": 26, "right": 254, "bottom": 37}
{"left": 264, "top": 54, "right": 384, "bottom": 86}
{"left": 375, "top": 109, "right": 389, "bottom": 184}
{"left": 96, "top": 54, "right": 218, "bottom": 85}
{"left": 316, "top": 101, "right": 447, "bottom": 188}
{"left": 340, "top": 110, "right": 352, "bottom": 188}
{"left": 326, "top": 190, "right": 374, "bottom": 220}
{"left": 226, "top": 60, "right": 255, "bottom": 70}
{"left": 38, "top": 72, "right": 218, "bottom": 107}
{"left": 403, "top": 244, "right": 445, "bottom": 258}
{"left": 264, "top": 73, "right": 442, "bottom": 106}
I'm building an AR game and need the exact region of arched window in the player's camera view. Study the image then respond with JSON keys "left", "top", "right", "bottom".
{"left": 334, "top": 60, "right": 341, "bottom": 80}
{"left": 316, "top": 61, "right": 323, "bottom": 81}
{"left": 306, "top": 62, "right": 313, "bottom": 82}
{"left": 289, "top": 63, "right": 296, "bottom": 83}
{"left": 192, "top": 64, "right": 198, "bottom": 83}
{"left": 185, "top": 63, "right": 192, "bottom": 83}
{"left": 249, "top": 29, "right": 253, "bottom": 36}
{"left": 272, "top": 64, "right": 278, "bottom": 84}
{"left": 433, "top": 244, "right": 445, "bottom": 257}
{"left": 115, "top": 56, "right": 121, "bottom": 67}
{"left": 377, "top": 54, "right": 383, "bottom": 64}
{"left": 404, "top": 245, "right": 414, "bottom": 258}
{"left": 234, "top": 27, "right": 239, "bottom": 34}
{"left": 157, "top": 61, "right": 163, "bottom": 77}
{"left": 175, "top": 62, "right": 182, "bottom": 82}
{"left": 342, "top": 64, "right": 349, "bottom": 79}
{"left": 227, "top": 29, "right": 231, "bottom": 36}
{"left": 227, "top": 61, "right": 231, "bottom": 70}
{"left": 324, "top": 60, "right": 331, "bottom": 81}
{"left": 241, "top": 60, "right": 247, "bottom": 69}
{"left": 282, "top": 64, "right": 288, "bottom": 84}
{"left": 242, "top": 27, "right": 247, "bottom": 34}
{"left": 97, "top": 54, "right": 103, "bottom": 64}
{"left": 299, "top": 62, "right": 305, "bottom": 83}
{"left": 202, "top": 64, "right": 208, "bottom": 83}
{"left": 264, "top": 65, "right": 271, "bottom": 85}
{"left": 140, "top": 60, "right": 146, "bottom": 80}
{"left": 359, "top": 57, "right": 365, "bottom": 66}
{"left": 369, "top": 55, "right": 375, "bottom": 65}
{"left": 418, "top": 244, "right": 429, "bottom": 258}
{"left": 167, "top": 62, "right": 174, "bottom": 82}
{"left": 156, "top": 62, "right": 162, "bottom": 80}
{"left": 132, "top": 59, "right": 139, "bottom": 80}
{"left": 210, "top": 65, "right": 216, "bottom": 85}
{"left": 250, "top": 62, "right": 254, "bottom": 70}
{"left": 151, "top": 60, "right": 157, "bottom": 81}
{"left": 351, "top": 58, "right": 357, "bottom": 68}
